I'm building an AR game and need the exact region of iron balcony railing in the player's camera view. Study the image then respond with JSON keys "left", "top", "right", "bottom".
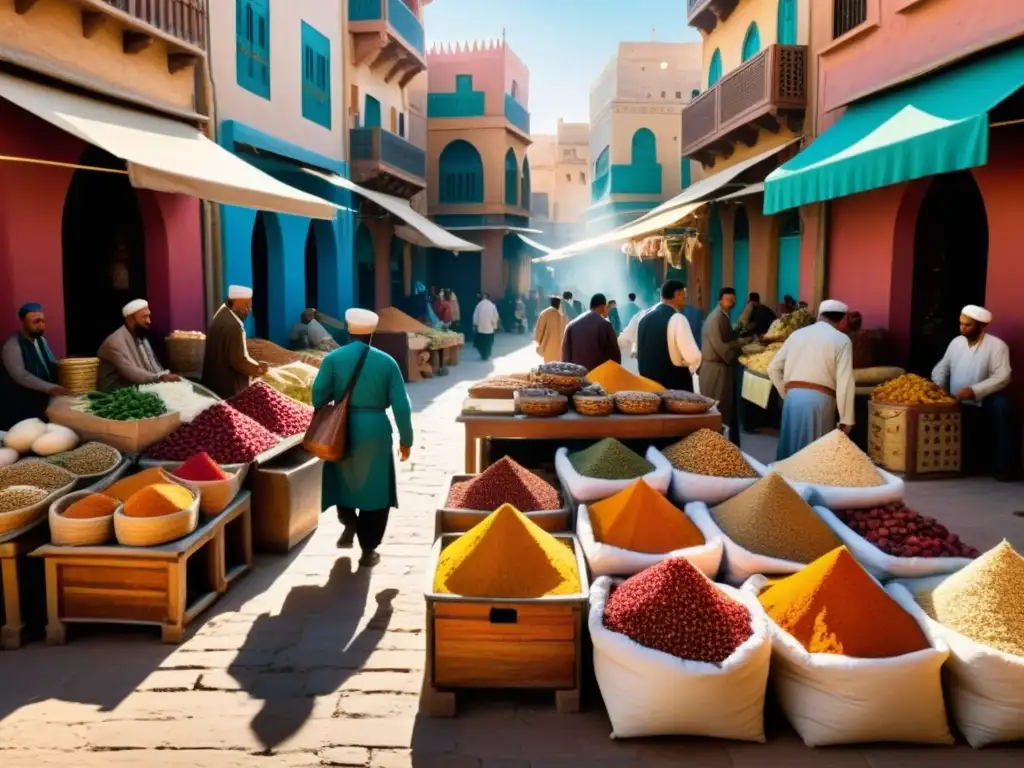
{"left": 350, "top": 127, "right": 427, "bottom": 181}
{"left": 348, "top": 0, "right": 425, "bottom": 55}
{"left": 102, "top": 0, "right": 206, "bottom": 48}
{"left": 833, "top": 0, "right": 868, "bottom": 39}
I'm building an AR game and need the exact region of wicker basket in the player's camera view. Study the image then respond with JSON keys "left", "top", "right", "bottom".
{"left": 572, "top": 394, "right": 614, "bottom": 417}
{"left": 0, "top": 480, "right": 75, "bottom": 536}
{"left": 530, "top": 371, "right": 585, "bottom": 396}
{"left": 613, "top": 391, "right": 662, "bottom": 415}
{"left": 113, "top": 487, "right": 200, "bottom": 547}
{"left": 172, "top": 464, "right": 249, "bottom": 517}
{"left": 516, "top": 392, "right": 569, "bottom": 417}
{"left": 166, "top": 334, "right": 206, "bottom": 376}
{"left": 49, "top": 490, "right": 117, "bottom": 546}
{"left": 58, "top": 357, "right": 99, "bottom": 394}
{"left": 660, "top": 390, "right": 716, "bottom": 415}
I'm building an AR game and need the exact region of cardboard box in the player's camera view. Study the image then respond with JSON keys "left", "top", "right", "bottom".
{"left": 868, "top": 401, "right": 961, "bottom": 475}
{"left": 46, "top": 398, "right": 181, "bottom": 455}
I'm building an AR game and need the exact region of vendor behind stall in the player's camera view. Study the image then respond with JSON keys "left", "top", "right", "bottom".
{"left": 202, "top": 285, "right": 268, "bottom": 399}
{"left": 0, "top": 303, "right": 70, "bottom": 429}
{"left": 931, "top": 305, "right": 1017, "bottom": 481}
{"left": 701, "top": 288, "right": 745, "bottom": 447}
{"left": 97, "top": 300, "right": 179, "bottom": 391}
{"left": 637, "top": 280, "right": 702, "bottom": 391}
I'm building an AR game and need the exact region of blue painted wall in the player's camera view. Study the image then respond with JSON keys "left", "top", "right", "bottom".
{"left": 732, "top": 208, "right": 750, "bottom": 320}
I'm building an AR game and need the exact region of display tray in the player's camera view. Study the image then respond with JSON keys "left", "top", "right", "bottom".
{"left": 423, "top": 533, "right": 588, "bottom": 717}
{"left": 434, "top": 472, "right": 573, "bottom": 539}
{"left": 31, "top": 491, "right": 252, "bottom": 644}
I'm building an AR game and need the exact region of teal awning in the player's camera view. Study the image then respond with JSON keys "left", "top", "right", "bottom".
{"left": 763, "top": 45, "right": 1024, "bottom": 214}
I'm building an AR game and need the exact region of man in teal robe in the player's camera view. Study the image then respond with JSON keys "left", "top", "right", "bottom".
{"left": 312, "top": 308, "right": 414, "bottom": 568}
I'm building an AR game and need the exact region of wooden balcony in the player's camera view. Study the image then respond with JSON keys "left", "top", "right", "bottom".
{"left": 681, "top": 45, "right": 807, "bottom": 166}
{"left": 687, "top": 0, "right": 739, "bottom": 34}
{"left": 349, "top": 0, "right": 426, "bottom": 88}
{"left": 350, "top": 127, "right": 426, "bottom": 199}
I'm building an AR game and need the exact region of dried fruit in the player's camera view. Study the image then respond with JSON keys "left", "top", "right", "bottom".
{"left": 833, "top": 504, "right": 978, "bottom": 559}
{"left": 147, "top": 403, "right": 279, "bottom": 464}
{"left": 871, "top": 373, "right": 956, "bottom": 406}
{"left": 228, "top": 382, "right": 313, "bottom": 437}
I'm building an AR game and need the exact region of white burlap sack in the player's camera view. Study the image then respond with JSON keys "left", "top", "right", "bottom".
{"left": 590, "top": 576, "right": 770, "bottom": 741}
{"left": 669, "top": 453, "right": 769, "bottom": 506}
{"left": 816, "top": 506, "right": 973, "bottom": 582}
{"left": 771, "top": 464, "right": 905, "bottom": 509}
{"left": 743, "top": 575, "right": 953, "bottom": 746}
{"left": 576, "top": 502, "right": 723, "bottom": 578}
{"left": 890, "top": 579, "right": 1024, "bottom": 748}
{"left": 554, "top": 446, "right": 671, "bottom": 503}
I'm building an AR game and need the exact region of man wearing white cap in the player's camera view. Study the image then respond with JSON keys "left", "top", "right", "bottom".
{"left": 768, "top": 299, "right": 855, "bottom": 460}
{"left": 312, "top": 308, "right": 413, "bottom": 567}
{"left": 202, "top": 286, "right": 268, "bottom": 399}
{"left": 932, "top": 305, "right": 1016, "bottom": 480}
{"left": 97, "top": 299, "right": 179, "bottom": 391}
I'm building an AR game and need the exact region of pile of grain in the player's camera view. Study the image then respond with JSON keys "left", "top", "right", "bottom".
{"left": 773, "top": 429, "right": 883, "bottom": 487}
{"left": 589, "top": 479, "right": 704, "bottom": 554}
{"left": 662, "top": 429, "right": 758, "bottom": 478}
{"left": 376, "top": 307, "right": 429, "bottom": 334}
{"left": 568, "top": 438, "right": 654, "bottom": 480}
{"left": 0, "top": 485, "right": 48, "bottom": 513}
{"left": 446, "top": 458, "right": 561, "bottom": 512}
{"left": 0, "top": 460, "right": 75, "bottom": 492}
{"left": 47, "top": 442, "right": 121, "bottom": 476}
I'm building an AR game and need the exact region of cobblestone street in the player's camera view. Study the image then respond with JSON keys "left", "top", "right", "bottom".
{"left": 1, "top": 335, "right": 1022, "bottom": 767}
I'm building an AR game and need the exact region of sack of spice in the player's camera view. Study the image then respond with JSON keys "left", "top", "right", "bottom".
{"left": 589, "top": 564, "right": 771, "bottom": 740}
{"left": 892, "top": 543, "right": 1024, "bottom": 748}
{"left": 577, "top": 479, "right": 723, "bottom": 578}
{"left": 555, "top": 440, "right": 672, "bottom": 503}
{"left": 663, "top": 429, "right": 767, "bottom": 505}
{"left": 742, "top": 548, "right": 952, "bottom": 747}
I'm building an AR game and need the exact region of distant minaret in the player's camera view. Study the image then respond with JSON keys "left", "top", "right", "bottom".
{"left": 651, "top": 26, "right": 656, "bottom": 41}
{"left": 502, "top": 27, "right": 507, "bottom": 47}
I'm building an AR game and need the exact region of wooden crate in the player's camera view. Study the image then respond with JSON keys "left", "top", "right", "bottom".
{"left": 868, "top": 401, "right": 962, "bottom": 476}
{"left": 250, "top": 447, "right": 322, "bottom": 553}
{"left": 423, "top": 533, "right": 589, "bottom": 717}
{"left": 434, "top": 472, "right": 573, "bottom": 539}
{"left": 32, "top": 492, "right": 253, "bottom": 644}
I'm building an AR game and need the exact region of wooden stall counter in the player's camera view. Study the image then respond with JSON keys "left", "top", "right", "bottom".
{"left": 32, "top": 492, "right": 253, "bottom": 645}
{"left": 0, "top": 518, "right": 49, "bottom": 650}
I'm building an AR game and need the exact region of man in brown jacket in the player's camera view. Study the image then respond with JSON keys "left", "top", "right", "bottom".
{"left": 561, "top": 293, "right": 621, "bottom": 372}
{"left": 534, "top": 296, "right": 569, "bottom": 363}
{"left": 201, "top": 285, "right": 268, "bottom": 399}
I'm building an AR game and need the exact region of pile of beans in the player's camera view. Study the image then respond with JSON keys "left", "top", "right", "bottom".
{"left": 228, "top": 382, "right": 313, "bottom": 437}
{"left": 47, "top": 442, "right": 120, "bottom": 476}
{"left": 604, "top": 558, "right": 753, "bottom": 664}
{"left": 447, "top": 457, "right": 561, "bottom": 512}
{"left": 569, "top": 438, "right": 654, "bottom": 480}
{"left": 0, "top": 485, "right": 49, "bottom": 513}
{"left": 773, "top": 429, "right": 883, "bottom": 487}
{"left": 0, "top": 459, "right": 75, "bottom": 492}
{"left": 834, "top": 503, "right": 979, "bottom": 558}
{"left": 663, "top": 429, "right": 758, "bottom": 478}
{"left": 147, "top": 403, "right": 279, "bottom": 464}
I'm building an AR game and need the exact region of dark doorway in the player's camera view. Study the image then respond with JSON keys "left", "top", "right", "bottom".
{"left": 909, "top": 171, "right": 988, "bottom": 374}
{"left": 252, "top": 213, "right": 270, "bottom": 339}
{"left": 389, "top": 236, "right": 404, "bottom": 308}
{"left": 61, "top": 147, "right": 146, "bottom": 356}
{"left": 428, "top": 249, "right": 481, "bottom": 316}
{"left": 304, "top": 224, "right": 318, "bottom": 309}
{"left": 355, "top": 224, "right": 375, "bottom": 310}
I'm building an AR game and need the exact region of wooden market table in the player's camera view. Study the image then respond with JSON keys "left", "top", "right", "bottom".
{"left": 32, "top": 492, "right": 253, "bottom": 645}
{"left": 455, "top": 410, "right": 722, "bottom": 473}
{"left": 0, "top": 518, "right": 49, "bottom": 650}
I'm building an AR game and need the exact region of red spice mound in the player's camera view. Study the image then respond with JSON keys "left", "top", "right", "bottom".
{"left": 147, "top": 403, "right": 279, "bottom": 464}
{"left": 228, "top": 381, "right": 313, "bottom": 437}
{"left": 446, "top": 457, "right": 561, "bottom": 512}
{"left": 834, "top": 503, "right": 979, "bottom": 559}
{"left": 173, "top": 452, "right": 229, "bottom": 482}
{"left": 604, "top": 558, "right": 753, "bottom": 664}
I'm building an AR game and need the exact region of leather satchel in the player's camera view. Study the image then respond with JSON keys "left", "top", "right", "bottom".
{"left": 302, "top": 345, "right": 371, "bottom": 462}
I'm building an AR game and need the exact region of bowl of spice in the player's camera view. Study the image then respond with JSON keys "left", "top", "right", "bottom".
{"left": 556, "top": 438, "right": 672, "bottom": 503}
{"left": 613, "top": 391, "right": 662, "bottom": 415}
{"left": 49, "top": 490, "right": 120, "bottom": 546}
{"left": 114, "top": 482, "right": 200, "bottom": 547}
{"left": 171, "top": 451, "right": 248, "bottom": 517}
{"left": 663, "top": 429, "right": 766, "bottom": 505}
{"left": 0, "top": 460, "right": 77, "bottom": 535}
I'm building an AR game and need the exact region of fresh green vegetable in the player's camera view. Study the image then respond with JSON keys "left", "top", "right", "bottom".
{"left": 84, "top": 388, "right": 168, "bottom": 421}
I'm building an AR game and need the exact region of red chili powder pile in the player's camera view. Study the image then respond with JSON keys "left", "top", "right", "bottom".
{"left": 446, "top": 457, "right": 561, "bottom": 512}
{"left": 173, "top": 452, "right": 229, "bottom": 482}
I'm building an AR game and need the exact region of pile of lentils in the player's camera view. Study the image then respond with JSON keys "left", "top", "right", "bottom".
{"left": 228, "top": 382, "right": 314, "bottom": 437}
{"left": 569, "top": 438, "right": 654, "bottom": 480}
{"left": 773, "top": 429, "right": 883, "bottom": 487}
{"left": 447, "top": 457, "right": 561, "bottom": 512}
{"left": 147, "top": 403, "right": 279, "bottom": 464}
{"left": 47, "top": 442, "right": 121, "bottom": 476}
{"left": 604, "top": 558, "right": 753, "bottom": 664}
{"left": 711, "top": 473, "right": 842, "bottom": 563}
{"left": 0, "top": 485, "right": 50, "bottom": 513}
{"left": 663, "top": 429, "right": 758, "bottom": 478}
{"left": 0, "top": 459, "right": 76, "bottom": 492}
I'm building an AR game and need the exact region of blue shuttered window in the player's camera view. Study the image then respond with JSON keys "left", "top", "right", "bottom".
{"left": 439, "top": 140, "right": 485, "bottom": 204}
{"left": 708, "top": 49, "right": 723, "bottom": 88}
{"left": 742, "top": 23, "right": 762, "bottom": 62}
{"left": 777, "top": 0, "right": 798, "bottom": 45}
{"left": 236, "top": 0, "right": 270, "bottom": 99}
{"left": 301, "top": 22, "right": 331, "bottom": 129}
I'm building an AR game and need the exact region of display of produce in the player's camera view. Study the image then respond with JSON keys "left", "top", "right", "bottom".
{"left": 140, "top": 381, "right": 219, "bottom": 423}
{"left": 173, "top": 452, "right": 230, "bottom": 483}
{"left": 422, "top": 328, "right": 462, "bottom": 349}
{"left": 759, "top": 547, "right": 930, "bottom": 658}
{"left": 433, "top": 504, "right": 580, "bottom": 598}
{"left": 773, "top": 429, "right": 884, "bottom": 487}
{"left": 763, "top": 308, "right": 813, "bottom": 341}
{"left": 46, "top": 442, "right": 120, "bottom": 476}
{"left": 0, "top": 459, "right": 75, "bottom": 492}
{"left": 0, "top": 447, "right": 17, "bottom": 468}
{"left": 586, "top": 361, "right": 665, "bottom": 394}
{"left": 871, "top": 373, "right": 956, "bottom": 406}
{"left": 710, "top": 474, "right": 842, "bottom": 563}
{"left": 123, "top": 483, "right": 194, "bottom": 518}
{"left": 468, "top": 376, "right": 529, "bottom": 399}
{"left": 376, "top": 306, "right": 430, "bottom": 333}
{"left": 0, "top": 485, "right": 48, "bottom": 513}
{"left": 614, "top": 391, "right": 662, "bottom": 414}
{"left": 146, "top": 403, "right": 279, "bottom": 464}
{"left": 259, "top": 362, "right": 320, "bottom": 406}
{"left": 446, "top": 457, "right": 560, "bottom": 512}
{"left": 84, "top": 388, "right": 168, "bottom": 421}
{"left": 228, "top": 382, "right": 313, "bottom": 437}
{"left": 30, "top": 424, "right": 79, "bottom": 456}
{"left": 604, "top": 558, "right": 753, "bottom": 663}
{"left": 4, "top": 418, "right": 47, "bottom": 452}
{"left": 588, "top": 480, "right": 704, "bottom": 554}
{"left": 62, "top": 494, "right": 119, "bottom": 520}
{"left": 920, "top": 541, "right": 1024, "bottom": 657}
{"left": 738, "top": 343, "right": 783, "bottom": 374}
{"left": 168, "top": 330, "right": 205, "bottom": 340}
{"left": 103, "top": 467, "right": 174, "bottom": 502}
{"left": 537, "top": 362, "right": 587, "bottom": 378}
{"left": 663, "top": 429, "right": 758, "bottom": 478}
{"left": 568, "top": 438, "right": 654, "bottom": 480}
{"left": 833, "top": 504, "right": 979, "bottom": 558}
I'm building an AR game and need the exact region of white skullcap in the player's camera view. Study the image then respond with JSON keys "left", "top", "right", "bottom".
{"left": 345, "top": 308, "right": 379, "bottom": 335}
{"left": 122, "top": 299, "right": 149, "bottom": 318}
{"left": 818, "top": 299, "right": 849, "bottom": 316}
{"left": 961, "top": 304, "right": 992, "bottom": 324}
{"left": 228, "top": 285, "right": 253, "bottom": 300}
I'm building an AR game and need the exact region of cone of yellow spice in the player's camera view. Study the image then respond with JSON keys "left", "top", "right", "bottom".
{"left": 587, "top": 360, "right": 665, "bottom": 394}
{"left": 588, "top": 479, "right": 704, "bottom": 554}
{"left": 104, "top": 467, "right": 175, "bottom": 503}
{"left": 433, "top": 504, "right": 581, "bottom": 598}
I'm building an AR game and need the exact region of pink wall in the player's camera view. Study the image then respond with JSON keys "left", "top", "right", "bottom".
{"left": 426, "top": 40, "right": 529, "bottom": 114}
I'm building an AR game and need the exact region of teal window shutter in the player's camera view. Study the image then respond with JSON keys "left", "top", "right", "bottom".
{"left": 439, "top": 140, "right": 484, "bottom": 204}
{"left": 681, "top": 158, "right": 691, "bottom": 190}
{"left": 456, "top": 74, "right": 473, "bottom": 92}
{"left": 742, "top": 23, "right": 762, "bottom": 62}
{"left": 631, "top": 128, "right": 657, "bottom": 165}
{"left": 504, "top": 149, "right": 518, "bottom": 205}
{"left": 300, "top": 21, "right": 330, "bottom": 128}
{"left": 364, "top": 95, "right": 382, "bottom": 128}
{"left": 708, "top": 49, "right": 723, "bottom": 87}
{"left": 398, "top": 112, "right": 406, "bottom": 137}
{"left": 237, "top": 0, "right": 270, "bottom": 99}
{"left": 777, "top": 0, "right": 797, "bottom": 45}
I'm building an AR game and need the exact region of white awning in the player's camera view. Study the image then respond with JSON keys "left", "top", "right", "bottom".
{"left": 0, "top": 72, "right": 338, "bottom": 220}
{"left": 517, "top": 234, "right": 554, "bottom": 253}
{"left": 443, "top": 225, "right": 543, "bottom": 234}
{"left": 715, "top": 183, "right": 765, "bottom": 202}
{"left": 305, "top": 170, "right": 482, "bottom": 252}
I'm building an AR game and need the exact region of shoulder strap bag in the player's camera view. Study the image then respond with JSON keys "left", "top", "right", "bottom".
{"left": 302, "top": 345, "right": 371, "bottom": 462}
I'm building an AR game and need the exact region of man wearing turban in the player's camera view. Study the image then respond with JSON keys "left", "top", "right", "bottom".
{"left": 0, "top": 304, "right": 71, "bottom": 429}
{"left": 97, "top": 300, "right": 179, "bottom": 391}
{"left": 202, "top": 286, "right": 268, "bottom": 399}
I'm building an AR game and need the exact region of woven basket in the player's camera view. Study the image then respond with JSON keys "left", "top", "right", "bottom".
{"left": 660, "top": 390, "right": 716, "bottom": 415}
{"left": 166, "top": 334, "right": 206, "bottom": 376}
{"left": 114, "top": 487, "right": 200, "bottom": 547}
{"left": 614, "top": 391, "right": 662, "bottom": 415}
{"left": 49, "top": 490, "right": 117, "bottom": 546}
{"left": 572, "top": 395, "right": 614, "bottom": 417}
{"left": 58, "top": 358, "right": 99, "bottom": 394}
{"left": 517, "top": 393, "right": 568, "bottom": 417}
{"left": 530, "top": 371, "right": 584, "bottom": 396}
{"left": 172, "top": 464, "right": 249, "bottom": 517}
{"left": 0, "top": 480, "right": 75, "bottom": 536}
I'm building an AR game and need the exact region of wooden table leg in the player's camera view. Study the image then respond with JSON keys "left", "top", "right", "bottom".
{"left": 1, "top": 558, "right": 23, "bottom": 650}
{"left": 209, "top": 532, "right": 227, "bottom": 594}
{"left": 164, "top": 562, "right": 186, "bottom": 644}
{"left": 463, "top": 427, "right": 476, "bottom": 474}
{"left": 43, "top": 559, "right": 66, "bottom": 645}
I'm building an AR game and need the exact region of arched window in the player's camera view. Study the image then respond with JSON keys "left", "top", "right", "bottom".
{"left": 708, "top": 49, "right": 723, "bottom": 87}
{"left": 438, "top": 140, "right": 484, "bottom": 204}
{"left": 742, "top": 23, "right": 762, "bottom": 62}
{"left": 504, "top": 148, "right": 518, "bottom": 206}
{"left": 777, "top": 0, "right": 797, "bottom": 45}
{"left": 630, "top": 128, "right": 657, "bottom": 165}
{"left": 521, "top": 157, "right": 531, "bottom": 212}
{"left": 511, "top": 80, "right": 519, "bottom": 100}
{"left": 594, "top": 146, "right": 610, "bottom": 178}
{"left": 690, "top": 88, "right": 700, "bottom": 100}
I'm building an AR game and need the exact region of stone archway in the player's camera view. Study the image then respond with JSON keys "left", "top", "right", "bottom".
{"left": 304, "top": 218, "right": 337, "bottom": 311}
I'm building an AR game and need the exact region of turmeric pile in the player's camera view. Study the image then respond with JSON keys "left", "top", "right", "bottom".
{"left": 587, "top": 361, "right": 665, "bottom": 395}
{"left": 63, "top": 493, "right": 119, "bottom": 520}
{"left": 123, "top": 483, "right": 194, "bottom": 518}
{"left": 104, "top": 467, "right": 173, "bottom": 503}
{"left": 759, "top": 546, "right": 930, "bottom": 658}
{"left": 589, "top": 479, "right": 704, "bottom": 554}
{"left": 433, "top": 504, "right": 580, "bottom": 598}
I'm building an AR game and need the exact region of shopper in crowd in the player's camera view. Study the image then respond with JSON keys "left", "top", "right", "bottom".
{"left": 97, "top": 300, "right": 179, "bottom": 392}
{"left": 932, "top": 304, "right": 1017, "bottom": 481}
{"left": 779, "top": 294, "right": 797, "bottom": 316}
{"left": 447, "top": 289, "right": 461, "bottom": 332}
{"left": 618, "top": 302, "right": 654, "bottom": 360}
{"left": 561, "top": 293, "right": 621, "bottom": 372}
{"left": 202, "top": 285, "right": 268, "bottom": 399}
{"left": 607, "top": 299, "right": 622, "bottom": 334}
{"left": 682, "top": 286, "right": 704, "bottom": 347}
{"left": 0, "top": 303, "right": 70, "bottom": 429}
{"left": 471, "top": 293, "right": 500, "bottom": 361}
{"left": 701, "top": 288, "right": 745, "bottom": 447}
{"left": 514, "top": 294, "right": 527, "bottom": 334}
{"left": 534, "top": 296, "right": 569, "bottom": 363}
{"left": 313, "top": 308, "right": 412, "bottom": 568}
{"left": 433, "top": 291, "right": 453, "bottom": 327}
{"left": 572, "top": 296, "right": 584, "bottom": 317}
{"left": 637, "top": 280, "right": 702, "bottom": 391}
{"left": 768, "top": 299, "right": 855, "bottom": 460}
{"left": 296, "top": 308, "right": 336, "bottom": 350}
{"left": 561, "top": 291, "right": 578, "bottom": 320}
{"left": 738, "top": 292, "right": 777, "bottom": 337}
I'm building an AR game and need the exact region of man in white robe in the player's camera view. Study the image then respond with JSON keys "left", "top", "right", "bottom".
{"left": 97, "top": 300, "right": 179, "bottom": 391}
{"left": 471, "top": 293, "right": 500, "bottom": 361}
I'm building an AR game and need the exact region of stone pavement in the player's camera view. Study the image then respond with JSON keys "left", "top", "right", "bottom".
{"left": 1, "top": 335, "right": 1022, "bottom": 767}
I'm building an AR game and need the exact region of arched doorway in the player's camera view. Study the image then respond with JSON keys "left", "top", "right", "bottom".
{"left": 438, "top": 140, "right": 484, "bottom": 204}
{"left": 251, "top": 213, "right": 270, "bottom": 339}
{"left": 354, "top": 223, "right": 375, "bottom": 310}
{"left": 61, "top": 146, "right": 146, "bottom": 356}
{"left": 732, "top": 207, "right": 750, "bottom": 320}
{"left": 504, "top": 148, "right": 518, "bottom": 206}
{"left": 709, "top": 206, "right": 723, "bottom": 310}
{"left": 777, "top": 209, "right": 802, "bottom": 305}
{"left": 909, "top": 171, "right": 988, "bottom": 374}
{"left": 304, "top": 224, "right": 318, "bottom": 309}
